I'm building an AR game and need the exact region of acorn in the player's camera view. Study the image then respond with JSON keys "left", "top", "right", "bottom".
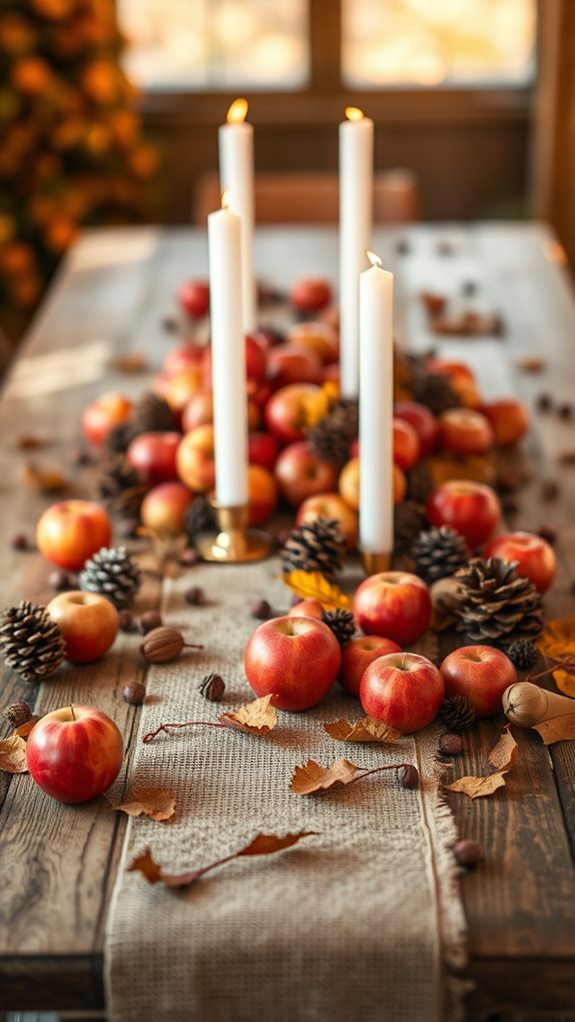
{"left": 140, "top": 626, "right": 203, "bottom": 664}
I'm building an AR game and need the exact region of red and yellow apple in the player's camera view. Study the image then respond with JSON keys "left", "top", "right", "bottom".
{"left": 440, "top": 645, "right": 517, "bottom": 717}
{"left": 339, "top": 457, "right": 406, "bottom": 510}
{"left": 340, "top": 635, "right": 401, "bottom": 697}
{"left": 266, "top": 344, "right": 323, "bottom": 387}
{"left": 248, "top": 431, "right": 279, "bottom": 472}
{"left": 289, "top": 278, "right": 332, "bottom": 313}
{"left": 360, "top": 652, "right": 445, "bottom": 732}
{"left": 247, "top": 464, "right": 278, "bottom": 525}
{"left": 426, "top": 480, "right": 501, "bottom": 547}
{"left": 127, "top": 431, "right": 181, "bottom": 486}
{"left": 26, "top": 705, "right": 124, "bottom": 803}
{"left": 264, "top": 383, "right": 324, "bottom": 444}
{"left": 140, "top": 481, "right": 193, "bottom": 538}
{"left": 178, "top": 278, "right": 210, "bottom": 319}
{"left": 81, "top": 392, "right": 133, "bottom": 447}
{"left": 275, "top": 441, "right": 339, "bottom": 507}
{"left": 181, "top": 391, "right": 260, "bottom": 433}
{"left": 36, "top": 500, "right": 112, "bottom": 570}
{"left": 296, "top": 492, "right": 358, "bottom": 549}
{"left": 176, "top": 425, "right": 215, "bottom": 493}
{"left": 287, "top": 321, "right": 339, "bottom": 365}
{"left": 47, "top": 591, "right": 118, "bottom": 663}
{"left": 244, "top": 615, "right": 341, "bottom": 711}
{"left": 287, "top": 598, "right": 324, "bottom": 621}
{"left": 482, "top": 398, "right": 529, "bottom": 448}
{"left": 164, "top": 365, "right": 205, "bottom": 414}
{"left": 394, "top": 401, "right": 438, "bottom": 457}
{"left": 353, "top": 571, "right": 432, "bottom": 645}
{"left": 438, "top": 408, "right": 494, "bottom": 456}
{"left": 162, "top": 341, "right": 205, "bottom": 380}
{"left": 485, "top": 531, "right": 556, "bottom": 594}
{"left": 393, "top": 417, "right": 420, "bottom": 470}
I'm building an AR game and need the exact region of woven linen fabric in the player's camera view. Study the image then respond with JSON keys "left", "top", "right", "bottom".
{"left": 105, "top": 558, "right": 467, "bottom": 1022}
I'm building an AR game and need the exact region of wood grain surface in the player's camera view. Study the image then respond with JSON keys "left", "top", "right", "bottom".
{"left": 0, "top": 225, "right": 574, "bottom": 1019}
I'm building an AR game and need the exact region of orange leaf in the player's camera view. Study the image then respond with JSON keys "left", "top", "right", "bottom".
{"left": 128, "top": 831, "right": 316, "bottom": 889}
{"left": 110, "top": 787, "right": 176, "bottom": 822}
{"left": 16, "top": 433, "right": 52, "bottom": 450}
{"left": 537, "top": 613, "right": 575, "bottom": 661}
{"left": 552, "top": 668, "right": 575, "bottom": 699}
{"left": 0, "top": 735, "right": 28, "bottom": 773}
{"left": 323, "top": 717, "right": 402, "bottom": 743}
{"left": 13, "top": 720, "right": 37, "bottom": 739}
{"left": 533, "top": 714, "right": 575, "bottom": 745}
{"left": 290, "top": 758, "right": 360, "bottom": 795}
{"left": 219, "top": 694, "right": 278, "bottom": 735}
{"left": 445, "top": 772, "right": 507, "bottom": 800}
{"left": 282, "top": 570, "right": 351, "bottom": 611}
{"left": 21, "top": 462, "right": 68, "bottom": 493}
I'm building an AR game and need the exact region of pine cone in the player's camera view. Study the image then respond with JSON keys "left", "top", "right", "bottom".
{"left": 439, "top": 695, "right": 476, "bottom": 732}
{"left": 453, "top": 557, "right": 544, "bottom": 647}
{"left": 184, "top": 495, "right": 216, "bottom": 539}
{"left": 79, "top": 547, "right": 141, "bottom": 608}
{"left": 98, "top": 456, "right": 147, "bottom": 519}
{"left": 412, "top": 371, "right": 459, "bottom": 415}
{"left": 412, "top": 526, "right": 469, "bottom": 584}
{"left": 406, "top": 461, "right": 434, "bottom": 504}
{"left": 105, "top": 421, "right": 134, "bottom": 456}
{"left": 394, "top": 500, "right": 426, "bottom": 554}
{"left": 322, "top": 609, "right": 355, "bottom": 647}
{"left": 131, "top": 393, "right": 175, "bottom": 437}
{"left": 0, "top": 601, "right": 66, "bottom": 682}
{"left": 507, "top": 638, "right": 539, "bottom": 671}
{"left": 281, "top": 517, "right": 345, "bottom": 582}
{"left": 307, "top": 399, "right": 358, "bottom": 466}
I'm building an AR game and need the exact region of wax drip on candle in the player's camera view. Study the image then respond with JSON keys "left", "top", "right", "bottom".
{"left": 366, "top": 250, "right": 383, "bottom": 268}
{"left": 227, "top": 98, "right": 248, "bottom": 124}
{"left": 345, "top": 106, "right": 364, "bottom": 122}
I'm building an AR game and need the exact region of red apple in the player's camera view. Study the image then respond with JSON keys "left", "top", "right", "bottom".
{"left": 248, "top": 464, "right": 278, "bottom": 525}
{"left": 482, "top": 398, "right": 529, "bottom": 448}
{"left": 178, "top": 278, "right": 210, "bottom": 319}
{"left": 81, "top": 392, "right": 133, "bottom": 447}
{"left": 393, "top": 417, "right": 420, "bottom": 470}
{"left": 340, "top": 635, "right": 401, "bottom": 697}
{"left": 162, "top": 341, "right": 205, "bottom": 380}
{"left": 127, "top": 431, "right": 181, "bottom": 486}
{"left": 266, "top": 344, "right": 323, "bottom": 387}
{"left": 176, "top": 425, "right": 215, "bottom": 493}
{"left": 26, "top": 705, "right": 124, "bottom": 803}
{"left": 140, "top": 481, "right": 193, "bottom": 538}
{"left": 287, "top": 598, "right": 324, "bottom": 621}
{"left": 275, "top": 441, "right": 339, "bottom": 507}
{"left": 47, "top": 591, "right": 118, "bottom": 663}
{"left": 289, "top": 278, "right": 332, "bottom": 313}
{"left": 248, "top": 431, "right": 279, "bottom": 471}
{"left": 353, "top": 571, "right": 432, "bottom": 645}
{"left": 440, "top": 645, "right": 517, "bottom": 717}
{"left": 244, "top": 615, "right": 341, "bottom": 711}
{"left": 426, "top": 480, "right": 501, "bottom": 547}
{"left": 296, "top": 492, "right": 358, "bottom": 549}
{"left": 360, "top": 652, "right": 445, "bottom": 732}
{"left": 264, "top": 383, "right": 323, "bottom": 444}
{"left": 485, "top": 531, "right": 556, "bottom": 594}
{"left": 182, "top": 391, "right": 259, "bottom": 433}
{"left": 164, "top": 365, "right": 205, "bottom": 414}
{"left": 36, "top": 500, "right": 112, "bottom": 571}
{"left": 339, "top": 457, "right": 406, "bottom": 510}
{"left": 438, "top": 408, "right": 494, "bottom": 456}
{"left": 394, "top": 401, "right": 438, "bottom": 457}
{"left": 287, "top": 321, "right": 339, "bottom": 365}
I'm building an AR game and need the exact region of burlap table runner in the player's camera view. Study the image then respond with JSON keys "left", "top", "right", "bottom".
{"left": 105, "top": 556, "right": 467, "bottom": 1021}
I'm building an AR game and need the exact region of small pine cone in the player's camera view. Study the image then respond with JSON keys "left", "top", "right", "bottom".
{"left": 406, "top": 461, "right": 435, "bottom": 504}
{"left": 79, "top": 547, "right": 141, "bottom": 608}
{"left": 454, "top": 557, "right": 544, "bottom": 647}
{"left": 507, "top": 638, "right": 539, "bottom": 671}
{"left": 184, "top": 495, "right": 216, "bottom": 539}
{"left": 3, "top": 702, "right": 33, "bottom": 728}
{"left": 131, "top": 393, "right": 175, "bottom": 437}
{"left": 394, "top": 500, "right": 426, "bottom": 554}
{"left": 439, "top": 695, "right": 476, "bottom": 732}
{"left": 105, "top": 421, "right": 135, "bottom": 456}
{"left": 412, "top": 371, "right": 459, "bottom": 415}
{"left": 307, "top": 417, "right": 351, "bottom": 467}
{"left": 0, "top": 601, "right": 66, "bottom": 682}
{"left": 281, "top": 517, "right": 345, "bottom": 582}
{"left": 412, "top": 526, "right": 470, "bottom": 584}
{"left": 98, "top": 456, "right": 147, "bottom": 519}
{"left": 322, "top": 609, "right": 355, "bottom": 647}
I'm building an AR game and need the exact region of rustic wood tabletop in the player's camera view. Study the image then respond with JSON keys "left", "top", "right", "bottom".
{"left": 0, "top": 224, "right": 574, "bottom": 1021}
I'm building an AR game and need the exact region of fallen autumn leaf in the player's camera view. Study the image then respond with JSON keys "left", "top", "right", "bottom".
{"left": 110, "top": 787, "right": 176, "bottom": 823}
{"left": 323, "top": 717, "right": 402, "bottom": 743}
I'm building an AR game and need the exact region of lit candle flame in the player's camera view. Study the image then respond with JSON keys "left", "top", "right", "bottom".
{"left": 221, "top": 188, "right": 231, "bottom": 210}
{"left": 345, "top": 106, "right": 364, "bottom": 122}
{"left": 366, "top": 250, "right": 382, "bottom": 268}
{"left": 227, "top": 98, "right": 248, "bottom": 124}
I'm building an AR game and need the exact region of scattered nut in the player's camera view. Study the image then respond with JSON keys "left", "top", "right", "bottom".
{"left": 162, "top": 315, "right": 178, "bottom": 333}
{"left": 199, "top": 673, "right": 226, "bottom": 702}
{"left": 122, "top": 682, "right": 146, "bottom": 705}
{"left": 397, "top": 765, "right": 419, "bottom": 790}
{"left": 3, "top": 702, "right": 33, "bottom": 728}
{"left": 178, "top": 548, "right": 199, "bottom": 567}
{"left": 541, "top": 479, "right": 560, "bottom": 501}
{"left": 538, "top": 524, "right": 557, "bottom": 546}
{"left": 395, "top": 238, "right": 411, "bottom": 256}
{"left": 453, "top": 839, "right": 483, "bottom": 867}
{"left": 10, "top": 533, "right": 30, "bottom": 551}
{"left": 558, "top": 402, "right": 573, "bottom": 420}
{"left": 118, "top": 610, "right": 135, "bottom": 633}
{"left": 251, "top": 599, "right": 271, "bottom": 620}
{"left": 117, "top": 517, "right": 140, "bottom": 539}
{"left": 461, "top": 280, "right": 478, "bottom": 296}
{"left": 48, "top": 568, "right": 74, "bottom": 591}
{"left": 535, "top": 393, "right": 552, "bottom": 413}
{"left": 438, "top": 732, "right": 464, "bottom": 757}
{"left": 140, "top": 626, "right": 202, "bottom": 663}
{"left": 70, "top": 447, "right": 93, "bottom": 466}
{"left": 184, "top": 586, "right": 203, "bottom": 606}
{"left": 139, "top": 611, "right": 163, "bottom": 634}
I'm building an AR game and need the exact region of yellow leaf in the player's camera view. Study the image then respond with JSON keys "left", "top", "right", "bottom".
{"left": 300, "top": 389, "right": 330, "bottom": 430}
{"left": 553, "top": 668, "right": 575, "bottom": 698}
{"left": 537, "top": 613, "right": 575, "bottom": 661}
{"left": 282, "top": 570, "right": 351, "bottom": 611}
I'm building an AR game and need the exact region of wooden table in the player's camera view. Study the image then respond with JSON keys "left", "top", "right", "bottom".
{"left": 1, "top": 224, "right": 574, "bottom": 1021}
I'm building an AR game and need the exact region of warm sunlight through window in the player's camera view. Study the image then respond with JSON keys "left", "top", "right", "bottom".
{"left": 342, "top": 0, "right": 536, "bottom": 88}
{"left": 118, "top": 0, "right": 309, "bottom": 90}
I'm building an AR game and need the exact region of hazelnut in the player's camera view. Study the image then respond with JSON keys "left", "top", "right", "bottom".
{"left": 251, "top": 599, "right": 271, "bottom": 620}
{"left": 118, "top": 610, "right": 135, "bottom": 633}
{"left": 199, "top": 674, "right": 226, "bottom": 702}
{"left": 453, "top": 839, "right": 483, "bottom": 867}
{"left": 398, "top": 765, "right": 419, "bottom": 790}
{"left": 438, "top": 733, "right": 464, "bottom": 757}
{"left": 49, "top": 568, "right": 73, "bottom": 591}
{"left": 184, "top": 586, "right": 203, "bottom": 606}
{"left": 122, "top": 682, "right": 146, "bottom": 705}
{"left": 139, "top": 610, "right": 163, "bottom": 635}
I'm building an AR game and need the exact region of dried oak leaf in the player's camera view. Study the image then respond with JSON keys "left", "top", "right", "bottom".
{"left": 445, "top": 728, "right": 517, "bottom": 800}
{"left": 219, "top": 694, "right": 278, "bottom": 735}
{"left": 533, "top": 714, "right": 575, "bottom": 745}
{"left": 128, "top": 831, "right": 316, "bottom": 889}
{"left": 110, "top": 352, "right": 149, "bottom": 373}
{"left": 0, "top": 735, "right": 28, "bottom": 773}
{"left": 487, "top": 728, "right": 518, "bottom": 772}
{"left": 282, "top": 570, "right": 351, "bottom": 611}
{"left": 537, "top": 613, "right": 575, "bottom": 661}
{"left": 21, "top": 462, "right": 68, "bottom": 493}
{"left": 323, "top": 717, "right": 402, "bottom": 743}
{"left": 110, "top": 787, "right": 176, "bottom": 823}
{"left": 290, "top": 757, "right": 360, "bottom": 795}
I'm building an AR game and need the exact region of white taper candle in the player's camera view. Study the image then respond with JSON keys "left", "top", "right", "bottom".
{"left": 219, "top": 98, "right": 256, "bottom": 333}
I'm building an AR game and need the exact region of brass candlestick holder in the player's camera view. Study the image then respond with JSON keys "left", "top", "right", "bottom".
{"left": 195, "top": 503, "right": 273, "bottom": 563}
{"left": 361, "top": 550, "right": 391, "bottom": 576}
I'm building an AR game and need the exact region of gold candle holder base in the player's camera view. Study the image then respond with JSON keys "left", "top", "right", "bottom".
{"left": 361, "top": 550, "right": 392, "bottom": 576}
{"left": 195, "top": 503, "right": 273, "bottom": 564}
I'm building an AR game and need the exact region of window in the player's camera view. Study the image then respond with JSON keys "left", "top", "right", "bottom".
{"left": 342, "top": 0, "right": 536, "bottom": 88}
{"left": 118, "top": 0, "right": 310, "bottom": 91}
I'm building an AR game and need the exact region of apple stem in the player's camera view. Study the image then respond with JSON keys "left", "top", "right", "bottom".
{"left": 142, "top": 720, "right": 228, "bottom": 743}
{"left": 348, "top": 763, "right": 414, "bottom": 784}
{"left": 69, "top": 705, "right": 76, "bottom": 721}
{"left": 527, "top": 658, "right": 575, "bottom": 682}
